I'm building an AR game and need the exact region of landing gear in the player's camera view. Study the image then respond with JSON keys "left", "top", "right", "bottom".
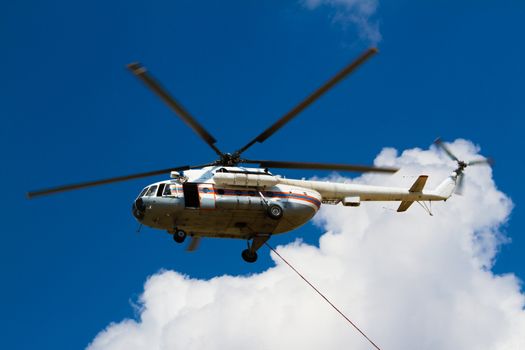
{"left": 242, "top": 249, "right": 258, "bottom": 263}
{"left": 172, "top": 229, "right": 187, "bottom": 243}
{"left": 267, "top": 204, "right": 283, "bottom": 220}
{"left": 241, "top": 234, "right": 271, "bottom": 263}
{"left": 257, "top": 191, "right": 283, "bottom": 220}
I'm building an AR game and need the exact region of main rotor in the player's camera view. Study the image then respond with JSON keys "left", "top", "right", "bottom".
{"left": 28, "top": 48, "right": 398, "bottom": 199}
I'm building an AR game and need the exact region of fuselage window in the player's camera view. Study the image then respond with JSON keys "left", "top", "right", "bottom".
{"left": 145, "top": 185, "right": 158, "bottom": 197}
{"left": 163, "top": 184, "right": 175, "bottom": 196}
{"left": 217, "top": 189, "right": 225, "bottom": 195}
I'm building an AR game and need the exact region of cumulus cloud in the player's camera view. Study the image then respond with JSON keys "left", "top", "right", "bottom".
{"left": 88, "top": 140, "right": 525, "bottom": 350}
{"left": 302, "top": 0, "right": 382, "bottom": 44}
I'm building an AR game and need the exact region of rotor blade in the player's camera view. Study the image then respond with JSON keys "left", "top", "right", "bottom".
{"left": 434, "top": 137, "right": 459, "bottom": 162}
{"left": 186, "top": 236, "right": 202, "bottom": 252}
{"left": 127, "top": 62, "right": 223, "bottom": 156}
{"left": 455, "top": 173, "right": 465, "bottom": 195}
{"left": 468, "top": 158, "right": 494, "bottom": 166}
{"left": 234, "top": 47, "right": 378, "bottom": 156}
{"left": 242, "top": 159, "right": 398, "bottom": 173}
{"left": 27, "top": 164, "right": 209, "bottom": 199}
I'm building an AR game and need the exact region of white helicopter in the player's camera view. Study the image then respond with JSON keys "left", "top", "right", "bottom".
{"left": 28, "top": 48, "right": 491, "bottom": 262}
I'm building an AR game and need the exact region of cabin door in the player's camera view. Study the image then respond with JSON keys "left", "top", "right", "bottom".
{"left": 182, "top": 183, "right": 200, "bottom": 208}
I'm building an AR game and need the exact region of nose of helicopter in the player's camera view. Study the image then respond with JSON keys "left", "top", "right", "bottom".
{"left": 132, "top": 198, "right": 145, "bottom": 220}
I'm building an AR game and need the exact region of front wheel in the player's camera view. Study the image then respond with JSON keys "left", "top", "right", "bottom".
{"left": 173, "top": 229, "right": 187, "bottom": 243}
{"left": 267, "top": 204, "right": 283, "bottom": 220}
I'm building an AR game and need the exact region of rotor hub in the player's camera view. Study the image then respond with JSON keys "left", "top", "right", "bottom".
{"left": 456, "top": 160, "right": 468, "bottom": 174}
{"left": 217, "top": 153, "right": 241, "bottom": 166}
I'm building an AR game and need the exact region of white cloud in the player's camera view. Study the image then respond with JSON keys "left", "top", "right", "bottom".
{"left": 88, "top": 140, "right": 525, "bottom": 350}
{"left": 302, "top": 0, "right": 382, "bottom": 44}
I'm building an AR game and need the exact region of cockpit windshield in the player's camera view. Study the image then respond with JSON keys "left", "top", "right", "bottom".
{"left": 139, "top": 182, "right": 178, "bottom": 198}
{"left": 138, "top": 187, "right": 148, "bottom": 198}
{"left": 144, "top": 185, "right": 157, "bottom": 197}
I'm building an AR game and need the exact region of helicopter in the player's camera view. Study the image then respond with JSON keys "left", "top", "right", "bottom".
{"left": 27, "top": 48, "right": 492, "bottom": 262}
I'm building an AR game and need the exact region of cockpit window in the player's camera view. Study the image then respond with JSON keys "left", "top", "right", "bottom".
{"left": 139, "top": 187, "right": 149, "bottom": 197}
{"left": 145, "top": 185, "right": 158, "bottom": 197}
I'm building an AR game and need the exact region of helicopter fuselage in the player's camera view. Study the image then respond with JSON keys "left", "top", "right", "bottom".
{"left": 133, "top": 180, "right": 321, "bottom": 239}
{"left": 131, "top": 165, "right": 455, "bottom": 241}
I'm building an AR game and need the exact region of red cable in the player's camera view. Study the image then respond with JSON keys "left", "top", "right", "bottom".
{"left": 265, "top": 242, "right": 382, "bottom": 350}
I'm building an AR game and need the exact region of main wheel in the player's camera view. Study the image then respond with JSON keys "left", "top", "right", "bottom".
{"left": 267, "top": 204, "right": 283, "bottom": 220}
{"left": 173, "top": 229, "right": 187, "bottom": 243}
{"left": 241, "top": 249, "right": 258, "bottom": 263}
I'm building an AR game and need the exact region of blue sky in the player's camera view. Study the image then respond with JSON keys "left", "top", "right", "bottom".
{"left": 1, "top": 1, "right": 524, "bottom": 349}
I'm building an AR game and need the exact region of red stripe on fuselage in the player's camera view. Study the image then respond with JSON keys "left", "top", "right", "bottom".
{"left": 168, "top": 185, "right": 321, "bottom": 208}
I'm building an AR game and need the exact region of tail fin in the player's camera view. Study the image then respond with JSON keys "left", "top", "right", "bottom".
{"left": 433, "top": 174, "right": 457, "bottom": 199}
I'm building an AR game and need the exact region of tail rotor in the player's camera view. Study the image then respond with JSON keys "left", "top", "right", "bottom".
{"left": 434, "top": 138, "right": 493, "bottom": 195}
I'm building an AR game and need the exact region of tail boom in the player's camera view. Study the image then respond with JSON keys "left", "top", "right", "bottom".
{"left": 277, "top": 175, "right": 454, "bottom": 204}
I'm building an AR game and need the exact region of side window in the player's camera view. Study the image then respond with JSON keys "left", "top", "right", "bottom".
{"left": 139, "top": 187, "right": 149, "bottom": 197}
{"left": 163, "top": 184, "right": 177, "bottom": 196}
{"left": 145, "top": 185, "right": 158, "bottom": 197}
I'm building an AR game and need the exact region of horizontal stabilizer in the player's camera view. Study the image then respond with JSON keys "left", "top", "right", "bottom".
{"left": 409, "top": 175, "right": 428, "bottom": 192}
{"left": 397, "top": 201, "right": 414, "bottom": 212}
{"left": 397, "top": 175, "right": 428, "bottom": 212}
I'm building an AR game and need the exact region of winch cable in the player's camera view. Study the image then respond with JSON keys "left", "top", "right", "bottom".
{"left": 265, "top": 242, "right": 382, "bottom": 350}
